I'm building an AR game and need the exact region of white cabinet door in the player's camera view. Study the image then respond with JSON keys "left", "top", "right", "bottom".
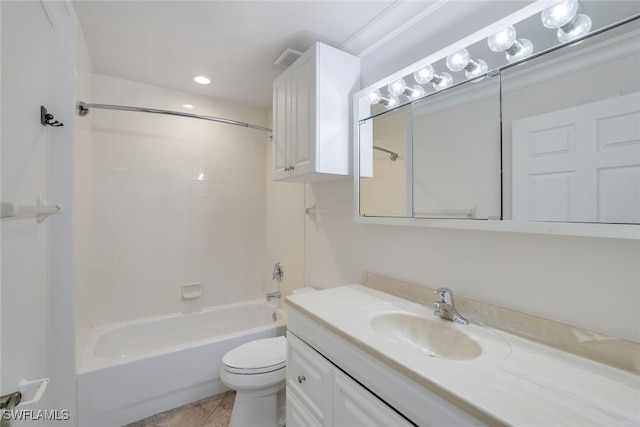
{"left": 290, "top": 52, "right": 315, "bottom": 177}
{"left": 271, "top": 42, "right": 359, "bottom": 182}
{"left": 333, "top": 369, "right": 413, "bottom": 427}
{"left": 513, "top": 92, "right": 640, "bottom": 223}
{"left": 287, "top": 389, "right": 324, "bottom": 427}
{"left": 273, "top": 73, "right": 289, "bottom": 180}
{"left": 287, "top": 332, "right": 333, "bottom": 426}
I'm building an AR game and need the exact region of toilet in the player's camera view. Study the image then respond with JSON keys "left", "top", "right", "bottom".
{"left": 220, "top": 287, "right": 316, "bottom": 427}
{"left": 220, "top": 336, "right": 287, "bottom": 427}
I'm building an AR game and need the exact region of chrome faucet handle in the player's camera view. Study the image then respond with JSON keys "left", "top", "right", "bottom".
{"left": 272, "top": 262, "right": 284, "bottom": 281}
{"left": 434, "top": 287, "right": 454, "bottom": 304}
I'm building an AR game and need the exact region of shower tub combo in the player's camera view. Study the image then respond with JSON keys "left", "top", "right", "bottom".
{"left": 77, "top": 300, "right": 286, "bottom": 427}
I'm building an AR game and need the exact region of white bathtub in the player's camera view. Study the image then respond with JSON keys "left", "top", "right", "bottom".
{"left": 77, "top": 300, "right": 287, "bottom": 427}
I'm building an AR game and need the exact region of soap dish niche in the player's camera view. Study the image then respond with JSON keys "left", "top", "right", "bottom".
{"left": 181, "top": 282, "right": 201, "bottom": 300}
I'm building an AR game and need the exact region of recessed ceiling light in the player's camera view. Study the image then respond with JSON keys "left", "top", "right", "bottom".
{"left": 182, "top": 104, "right": 194, "bottom": 109}
{"left": 193, "top": 76, "right": 210, "bottom": 85}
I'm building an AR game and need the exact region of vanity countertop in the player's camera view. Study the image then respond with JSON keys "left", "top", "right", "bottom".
{"left": 286, "top": 284, "right": 640, "bottom": 426}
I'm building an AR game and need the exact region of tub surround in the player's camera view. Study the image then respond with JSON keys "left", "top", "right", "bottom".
{"left": 286, "top": 283, "right": 640, "bottom": 425}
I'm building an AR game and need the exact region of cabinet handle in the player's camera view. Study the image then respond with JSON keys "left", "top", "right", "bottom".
{"left": 297, "top": 375, "right": 306, "bottom": 384}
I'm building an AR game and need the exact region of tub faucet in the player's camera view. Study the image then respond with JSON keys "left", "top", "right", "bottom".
{"left": 267, "top": 262, "right": 283, "bottom": 301}
{"left": 432, "top": 287, "right": 469, "bottom": 325}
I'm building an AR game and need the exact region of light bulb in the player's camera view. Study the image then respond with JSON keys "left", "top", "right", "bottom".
{"left": 446, "top": 49, "right": 470, "bottom": 72}
{"left": 385, "top": 96, "right": 400, "bottom": 110}
{"left": 406, "top": 85, "right": 425, "bottom": 101}
{"left": 541, "top": 0, "right": 578, "bottom": 29}
{"left": 557, "top": 14, "right": 592, "bottom": 42}
{"left": 465, "top": 59, "right": 488, "bottom": 79}
{"left": 388, "top": 79, "right": 407, "bottom": 96}
{"left": 488, "top": 26, "right": 517, "bottom": 52}
{"left": 368, "top": 90, "right": 383, "bottom": 105}
{"left": 505, "top": 39, "right": 533, "bottom": 62}
{"left": 432, "top": 72, "right": 453, "bottom": 91}
{"left": 414, "top": 65, "right": 434, "bottom": 84}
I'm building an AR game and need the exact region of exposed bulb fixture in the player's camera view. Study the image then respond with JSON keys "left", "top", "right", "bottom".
{"left": 488, "top": 26, "right": 534, "bottom": 63}
{"left": 446, "top": 49, "right": 488, "bottom": 80}
{"left": 557, "top": 14, "right": 592, "bottom": 42}
{"left": 405, "top": 85, "right": 425, "bottom": 101}
{"left": 446, "top": 49, "right": 471, "bottom": 72}
{"left": 385, "top": 95, "right": 400, "bottom": 110}
{"left": 541, "top": 0, "right": 592, "bottom": 43}
{"left": 414, "top": 65, "right": 435, "bottom": 84}
{"left": 465, "top": 59, "right": 488, "bottom": 79}
{"left": 368, "top": 89, "right": 400, "bottom": 110}
{"left": 432, "top": 72, "right": 453, "bottom": 91}
{"left": 388, "top": 79, "right": 407, "bottom": 96}
{"left": 368, "top": 89, "right": 383, "bottom": 104}
{"left": 541, "top": 0, "right": 579, "bottom": 29}
{"left": 387, "top": 78, "right": 426, "bottom": 101}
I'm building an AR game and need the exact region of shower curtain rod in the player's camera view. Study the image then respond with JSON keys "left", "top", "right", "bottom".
{"left": 77, "top": 102, "right": 273, "bottom": 133}
{"left": 373, "top": 145, "right": 398, "bottom": 161}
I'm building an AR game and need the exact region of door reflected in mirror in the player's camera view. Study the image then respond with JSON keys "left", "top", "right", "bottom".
{"left": 502, "top": 21, "right": 640, "bottom": 224}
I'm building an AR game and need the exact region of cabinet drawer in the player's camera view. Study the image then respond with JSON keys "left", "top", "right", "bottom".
{"left": 287, "top": 331, "right": 332, "bottom": 426}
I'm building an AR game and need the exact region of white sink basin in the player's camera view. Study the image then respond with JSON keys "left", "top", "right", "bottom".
{"left": 370, "top": 312, "right": 483, "bottom": 360}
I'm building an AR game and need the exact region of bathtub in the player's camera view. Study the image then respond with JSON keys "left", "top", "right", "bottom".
{"left": 77, "top": 300, "right": 287, "bottom": 427}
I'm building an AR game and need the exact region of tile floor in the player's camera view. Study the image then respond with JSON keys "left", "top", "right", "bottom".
{"left": 124, "top": 390, "right": 235, "bottom": 427}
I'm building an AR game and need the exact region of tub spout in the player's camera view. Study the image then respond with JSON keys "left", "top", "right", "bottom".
{"left": 266, "top": 291, "right": 281, "bottom": 301}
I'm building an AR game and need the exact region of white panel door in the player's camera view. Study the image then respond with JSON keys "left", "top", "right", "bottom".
{"left": 513, "top": 92, "right": 640, "bottom": 223}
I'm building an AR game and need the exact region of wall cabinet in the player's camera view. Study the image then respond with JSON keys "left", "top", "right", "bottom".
{"left": 286, "top": 332, "right": 412, "bottom": 427}
{"left": 272, "top": 42, "right": 360, "bottom": 182}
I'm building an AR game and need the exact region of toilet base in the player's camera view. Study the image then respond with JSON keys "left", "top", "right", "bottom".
{"left": 229, "top": 384, "right": 285, "bottom": 427}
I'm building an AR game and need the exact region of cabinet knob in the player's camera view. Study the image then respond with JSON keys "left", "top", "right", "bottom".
{"left": 297, "top": 375, "right": 306, "bottom": 384}
{"left": 290, "top": 165, "right": 295, "bottom": 170}
{"left": 284, "top": 166, "right": 290, "bottom": 171}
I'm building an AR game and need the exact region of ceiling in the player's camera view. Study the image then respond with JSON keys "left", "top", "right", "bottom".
{"left": 73, "top": 0, "right": 448, "bottom": 108}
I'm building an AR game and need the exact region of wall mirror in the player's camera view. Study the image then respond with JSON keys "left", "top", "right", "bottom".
{"left": 355, "top": 1, "right": 640, "bottom": 238}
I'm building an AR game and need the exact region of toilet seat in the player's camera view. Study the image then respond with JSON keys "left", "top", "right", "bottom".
{"left": 222, "top": 336, "right": 286, "bottom": 375}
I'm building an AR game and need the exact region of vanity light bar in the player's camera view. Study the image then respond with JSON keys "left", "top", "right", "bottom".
{"left": 364, "top": 0, "right": 592, "bottom": 112}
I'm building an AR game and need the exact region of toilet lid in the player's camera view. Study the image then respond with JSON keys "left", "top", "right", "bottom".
{"left": 223, "top": 336, "right": 287, "bottom": 374}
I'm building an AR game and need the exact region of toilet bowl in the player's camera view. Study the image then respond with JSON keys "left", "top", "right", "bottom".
{"left": 220, "top": 336, "right": 287, "bottom": 427}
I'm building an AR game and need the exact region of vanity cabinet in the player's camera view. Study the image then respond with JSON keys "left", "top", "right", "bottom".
{"left": 272, "top": 42, "right": 360, "bottom": 182}
{"left": 286, "top": 332, "right": 411, "bottom": 427}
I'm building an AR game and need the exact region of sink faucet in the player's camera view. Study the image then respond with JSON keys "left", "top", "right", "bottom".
{"left": 432, "top": 288, "right": 469, "bottom": 325}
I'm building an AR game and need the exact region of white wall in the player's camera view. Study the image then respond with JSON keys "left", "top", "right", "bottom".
{"left": 74, "top": 8, "right": 94, "bottom": 358}
{"left": 303, "top": 173, "right": 640, "bottom": 344}
{"left": 1, "top": 0, "right": 76, "bottom": 423}
{"left": 78, "top": 75, "right": 270, "bottom": 328}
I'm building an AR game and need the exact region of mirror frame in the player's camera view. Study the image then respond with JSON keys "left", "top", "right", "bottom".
{"left": 353, "top": 2, "right": 640, "bottom": 240}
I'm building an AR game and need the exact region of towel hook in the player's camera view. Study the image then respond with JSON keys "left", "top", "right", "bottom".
{"left": 41, "top": 106, "right": 64, "bottom": 127}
